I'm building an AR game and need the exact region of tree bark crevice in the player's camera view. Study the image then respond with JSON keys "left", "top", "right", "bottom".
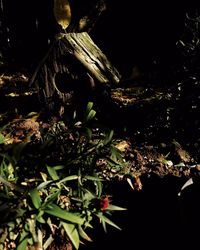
{"left": 30, "top": 32, "right": 121, "bottom": 110}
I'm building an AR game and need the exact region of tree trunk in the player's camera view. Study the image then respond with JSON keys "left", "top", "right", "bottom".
{"left": 30, "top": 0, "right": 121, "bottom": 111}
{"left": 30, "top": 32, "right": 121, "bottom": 110}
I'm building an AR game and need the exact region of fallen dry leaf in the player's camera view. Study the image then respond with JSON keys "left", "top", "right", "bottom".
{"left": 115, "top": 140, "right": 130, "bottom": 152}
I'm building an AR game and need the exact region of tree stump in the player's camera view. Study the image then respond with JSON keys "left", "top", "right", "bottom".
{"left": 30, "top": 31, "right": 121, "bottom": 111}
{"left": 29, "top": 0, "right": 121, "bottom": 111}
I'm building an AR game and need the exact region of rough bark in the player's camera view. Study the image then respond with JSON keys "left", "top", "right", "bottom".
{"left": 61, "top": 32, "right": 121, "bottom": 84}
{"left": 30, "top": 32, "right": 121, "bottom": 110}
{"left": 29, "top": 0, "right": 121, "bottom": 111}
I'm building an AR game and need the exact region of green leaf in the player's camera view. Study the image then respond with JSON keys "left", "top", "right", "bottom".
{"left": 95, "top": 178, "right": 102, "bottom": 198}
{"left": 62, "top": 222, "right": 80, "bottom": 249}
{"left": 58, "top": 175, "right": 78, "bottom": 184}
{"left": 78, "top": 225, "right": 92, "bottom": 242}
{"left": 37, "top": 180, "right": 54, "bottom": 190}
{"left": 86, "top": 110, "right": 96, "bottom": 122}
{"left": 44, "top": 204, "right": 84, "bottom": 224}
{"left": 53, "top": 165, "right": 65, "bottom": 170}
{"left": 108, "top": 130, "right": 114, "bottom": 142}
{"left": 81, "top": 177, "right": 103, "bottom": 199}
{"left": 47, "top": 165, "right": 59, "bottom": 181}
{"left": 96, "top": 212, "right": 121, "bottom": 231}
{"left": 101, "top": 218, "right": 107, "bottom": 233}
{"left": 103, "top": 130, "right": 114, "bottom": 145}
{"left": 110, "top": 144, "right": 123, "bottom": 162}
{"left": 0, "top": 133, "right": 5, "bottom": 144}
{"left": 16, "top": 229, "right": 29, "bottom": 250}
{"left": 84, "top": 102, "right": 96, "bottom": 122}
{"left": 43, "top": 190, "right": 60, "bottom": 207}
{"left": 84, "top": 175, "right": 102, "bottom": 182}
{"left": 36, "top": 215, "right": 46, "bottom": 224}
{"left": 36, "top": 210, "right": 46, "bottom": 223}
{"left": 16, "top": 237, "right": 28, "bottom": 250}
{"left": 85, "top": 127, "right": 92, "bottom": 140}
{"left": 107, "top": 204, "right": 127, "bottom": 211}
{"left": 86, "top": 102, "right": 93, "bottom": 114}
{"left": 83, "top": 190, "right": 95, "bottom": 201}
{"left": 29, "top": 189, "right": 41, "bottom": 209}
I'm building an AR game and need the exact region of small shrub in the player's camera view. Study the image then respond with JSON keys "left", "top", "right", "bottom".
{"left": 0, "top": 102, "right": 126, "bottom": 250}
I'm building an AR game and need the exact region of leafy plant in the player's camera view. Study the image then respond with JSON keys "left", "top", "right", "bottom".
{"left": 0, "top": 102, "right": 127, "bottom": 249}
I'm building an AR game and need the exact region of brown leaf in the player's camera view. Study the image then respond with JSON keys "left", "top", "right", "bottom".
{"left": 134, "top": 149, "right": 145, "bottom": 164}
{"left": 54, "top": 0, "right": 71, "bottom": 30}
{"left": 115, "top": 140, "right": 130, "bottom": 152}
{"left": 133, "top": 176, "right": 143, "bottom": 191}
{"left": 176, "top": 148, "right": 190, "bottom": 162}
{"left": 172, "top": 140, "right": 190, "bottom": 162}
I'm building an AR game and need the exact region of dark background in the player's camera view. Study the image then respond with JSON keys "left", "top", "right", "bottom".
{"left": 0, "top": 0, "right": 197, "bottom": 74}
{"left": 91, "top": 1, "right": 196, "bottom": 76}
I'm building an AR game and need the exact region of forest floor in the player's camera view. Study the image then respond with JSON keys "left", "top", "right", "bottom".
{"left": 1, "top": 70, "right": 199, "bottom": 181}
{"left": 1, "top": 68, "right": 200, "bottom": 249}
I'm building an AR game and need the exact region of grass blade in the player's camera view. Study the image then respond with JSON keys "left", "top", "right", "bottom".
{"left": 62, "top": 222, "right": 80, "bottom": 250}
{"left": 29, "top": 188, "right": 41, "bottom": 209}
{"left": 96, "top": 212, "right": 121, "bottom": 231}
{"left": 45, "top": 204, "right": 84, "bottom": 224}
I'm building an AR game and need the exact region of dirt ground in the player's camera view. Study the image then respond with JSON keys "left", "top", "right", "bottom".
{"left": 1, "top": 70, "right": 200, "bottom": 250}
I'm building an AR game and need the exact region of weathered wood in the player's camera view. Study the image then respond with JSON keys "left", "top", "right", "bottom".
{"left": 61, "top": 32, "right": 121, "bottom": 84}
{"left": 30, "top": 32, "right": 121, "bottom": 110}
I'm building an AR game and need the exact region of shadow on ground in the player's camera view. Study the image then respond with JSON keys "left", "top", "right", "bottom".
{"left": 80, "top": 174, "right": 200, "bottom": 250}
